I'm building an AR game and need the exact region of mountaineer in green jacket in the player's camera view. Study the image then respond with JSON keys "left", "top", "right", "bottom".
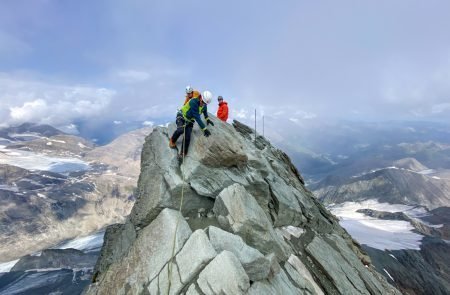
{"left": 169, "top": 90, "right": 214, "bottom": 157}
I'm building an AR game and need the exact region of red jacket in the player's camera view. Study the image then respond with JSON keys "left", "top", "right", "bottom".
{"left": 217, "top": 101, "right": 229, "bottom": 122}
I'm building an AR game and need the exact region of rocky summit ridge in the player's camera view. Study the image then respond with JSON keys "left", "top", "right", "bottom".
{"left": 85, "top": 118, "right": 400, "bottom": 295}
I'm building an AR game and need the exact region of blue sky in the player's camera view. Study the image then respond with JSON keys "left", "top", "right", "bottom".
{"left": 1, "top": 0, "right": 450, "bottom": 132}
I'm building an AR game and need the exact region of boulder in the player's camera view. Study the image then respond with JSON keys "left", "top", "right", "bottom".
{"left": 183, "top": 117, "right": 248, "bottom": 169}
{"left": 266, "top": 175, "right": 305, "bottom": 227}
{"left": 247, "top": 268, "right": 304, "bottom": 295}
{"left": 147, "top": 229, "right": 217, "bottom": 294}
{"left": 197, "top": 251, "right": 250, "bottom": 294}
{"left": 176, "top": 229, "right": 217, "bottom": 284}
{"left": 287, "top": 255, "right": 324, "bottom": 295}
{"left": 277, "top": 225, "right": 305, "bottom": 241}
{"left": 213, "top": 183, "right": 291, "bottom": 260}
{"left": 207, "top": 226, "right": 271, "bottom": 281}
{"left": 186, "top": 165, "right": 249, "bottom": 198}
{"left": 148, "top": 261, "right": 183, "bottom": 295}
{"left": 130, "top": 127, "right": 213, "bottom": 228}
{"left": 86, "top": 209, "right": 191, "bottom": 295}
{"left": 285, "top": 259, "right": 322, "bottom": 295}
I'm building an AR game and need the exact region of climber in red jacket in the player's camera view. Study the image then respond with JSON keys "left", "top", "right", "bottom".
{"left": 216, "top": 96, "right": 229, "bottom": 122}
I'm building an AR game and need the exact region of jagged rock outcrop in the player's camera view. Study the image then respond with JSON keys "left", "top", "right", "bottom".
{"left": 86, "top": 118, "right": 400, "bottom": 294}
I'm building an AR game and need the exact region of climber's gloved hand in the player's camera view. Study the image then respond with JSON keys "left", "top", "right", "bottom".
{"left": 206, "top": 118, "right": 214, "bottom": 126}
{"left": 203, "top": 128, "right": 211, "bottom": 137}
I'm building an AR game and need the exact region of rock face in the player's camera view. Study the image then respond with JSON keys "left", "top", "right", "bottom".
{"left": 355, "top": 207, "right": 450, "bottom": 295}
{"left": 87, "top": 118, "right": 400, "bottom": 294}
{"left": 206, "top": 226, "right": 271, "bottom": 281}
{"left": 362, "top": 237, "right": 450, "bottom": 295}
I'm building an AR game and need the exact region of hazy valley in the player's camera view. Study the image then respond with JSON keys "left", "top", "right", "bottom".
{"left": 0, "top": 123, "right": 151, "bottom": 263}
{"left": 288, "top": 121, "right": 450, "bottom": 294}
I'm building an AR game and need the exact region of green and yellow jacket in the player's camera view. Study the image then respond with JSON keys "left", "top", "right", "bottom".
{"left": 181, "top": 97, "right": 209, "bottom": 130}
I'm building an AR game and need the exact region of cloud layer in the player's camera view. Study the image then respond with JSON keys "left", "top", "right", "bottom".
{"left": 0, "top": 75, "right": 114, "bottom": 128}
{"left": 1, "top": 0, "right": 450, "bottom": 130}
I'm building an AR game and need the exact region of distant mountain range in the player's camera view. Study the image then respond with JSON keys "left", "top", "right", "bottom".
{"left": 312, "top": 160, "right": 450, "bottom": 294}
{"left": 0, "top": 123, "right": 64, "bottom": 141}
{"left": 273, "top": 120, "right": 450, "bottom": 182}
{"left": 312, "top": 162, "right": 450, "bottom": 210}
{"left": 288, "top": 121, "right": 450, "bottom": 295}
{"left": 0, "top": 123, "right": 150, "bottom": 262}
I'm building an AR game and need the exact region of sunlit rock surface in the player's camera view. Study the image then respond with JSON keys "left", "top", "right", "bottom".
{"left": 87, "top": 118, "right": 400, "bottom": 295}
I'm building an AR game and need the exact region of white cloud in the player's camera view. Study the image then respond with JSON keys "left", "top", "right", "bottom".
{"left": 294, "top": 110, "right": 317, "bottom": 119}
{"left": 129, "top": 104, "right": 178, "bottom": 121}
{"left": 410, "top": 102, "right": 450, "bottom": 118}
{"left": 113, "top": 120, "right": 122, "bottom": 125}
{"left": 232, "top": 109, "right": 248, "bottom": 119}
{"left": 142, "top": 120, "right": 154, "bottom": 126}
{"left": 378, "top": 59, "right": 450, "bottom": 120}
{"left": 0, "top": 75, "right": 115, "bottom": 127}
{"left": 3, "top": 1, "right": 450, "bottom": 124}
{"left": 273, "top": 110, "right": 285, "bottom": 117}
{"left": 57, "top": 123, "right": 79, "bottom": 134}
{"left": 116, "top": 70, "right": 151, "bottom": 83}
{"left": 10, "top": 99, "right": 47, "bottom": 122}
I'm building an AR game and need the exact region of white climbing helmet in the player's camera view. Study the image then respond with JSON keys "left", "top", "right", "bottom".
{"left": 185, "top": 85, "right": 193, "bottom": 94}
{"left": 202, "top": 90, "right": 213, "bottom": 104}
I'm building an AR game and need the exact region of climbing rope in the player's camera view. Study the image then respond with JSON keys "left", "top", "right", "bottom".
{"left": 167, "top": 123, "right": 187, "bottom": 295}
